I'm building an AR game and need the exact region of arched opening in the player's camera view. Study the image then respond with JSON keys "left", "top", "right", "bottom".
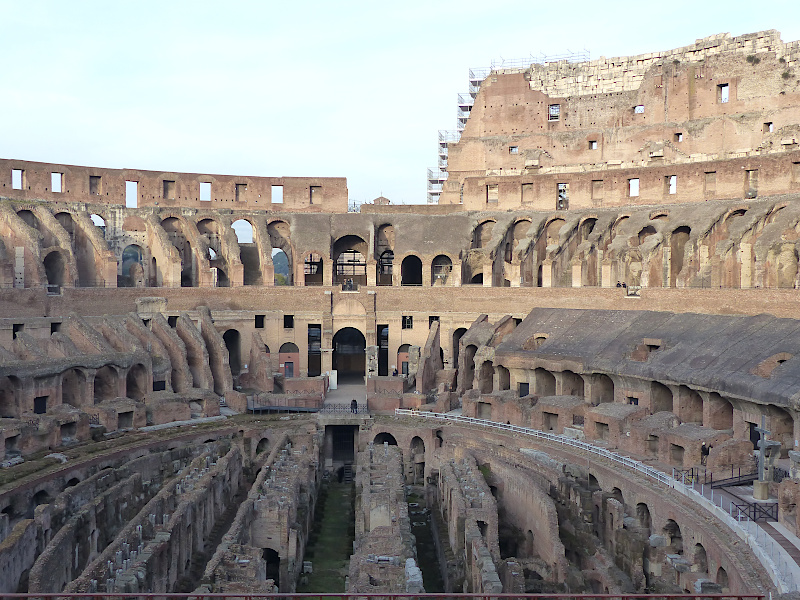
{"left": 693, "top": 543, "right": 708, "bottom": 573}
{"left": 55, "top": 212, "right": 74, "bottom": 235}
{"left": 651, "top": 381, "right": 673, "bottom": 413}
{"left": 431, "top": 255, "right": 453, "bottom": 286}
{"left": 592, "top": 374, "right": 614, "bottom": 404}
{"left": 637, "top": 225, "right": 657, "bottom": 246}
{"left": 256, "top": 437, "right": 270, "bottom": 454}
{"left": 64, "top": 477, "right": 80, "bottom": 489}
{"left": 268, "top": 220, "right": 294, "bottom": 284}
{"left": 29, "top": 490, "right": 52, "bottom": 518}
{"left": 263, "top": 548, "right": 280, "bottom": 588}
{"left": 333, "top": 327, "right": 366, "bottom": 383}
{"left": 662, "top": 519, "right": 683, "bottom": 554}
{"left": 43, "top": 251, "right": 66, "bottom": 287}
{"left": 94, "top": 366, "right": 118, "bottom": 403}
{"left": 636, "top": 503, "right": 651, "bottom": 531}
{"left": 376, "top": 224, "right": 395, "bottom": 285}
{"left": 397, "top": 343, "right": 411, "bottom": 376}
{"left": 90, "top": 213, "right": 106, "bottom": 233}
{"left": 463, "top": 344, "right": 477, "bottom": 390}
{"left": 496, "top": 365, "right": 510, "bottom": 391}
{"left": 706, "top": 392, "right": 733, "bottom": 429}
{"left": 374, "top": 432, "right": 398, "bottom": 445}
{"left": 17, "top": 209, "right": 38, "bottom": 229}
{"left": 332, "top": 235, "right": 367, "bottom": 286}
{"left": 401, "top": 255, "right": 422, "bottom": 286}
{"left": 545, "top": 218, "right": 565, "bottom": 245}
{"left": 560, "top": 370, "right": 584, "bottom": 397}
{"left": 472, "top": 220, "right": 495, "bottom": 249}
{"left": 670, "top": 226, "right": 691, "bottom": 287}
{"left": 770, "top": 406, "right": 794, "bottom": 456}
{"left": 223, "top": 329, "right": 242, "bottom": 377}
{"left": 303, "top": 252, "right": 323, "bottom": 286}
{"left": 126, "top": 364, "right": 147, "bottom": 401}
{"left": 716, "top": 566, "right": 729, "bottom": 591}
{"left": 378, "top": 250, "right": 394, "bottom": 285}
{"left": 578, "top": 218, "right": 596, "bottom": 243}
{"left": 150, "top": 257, "right": 158, "bottom": 287}
{"left": 410, "top": 436, "right": 425, "bottom": 483}
{"left": 470, "top": 273, "right": 483, "bottom": 284}
{"left": 478, "top": 361, "right": 494, "bottom": 394}
{"left": 161, "top": 217, "right": 195, "bottom": 287}
{"left": 233, "top": 219, "right": 261, "bottom": 285}
{"left": 679, "top": 385, "right": 703, "bottom": 424}
{"left": 452, "top": 327, "right": 467, "bottom": 367}
{"left": 507, "top": 220, "right": 532, "bottom": 262}
{"left": 61, "top": 368, "right": 85, "bottom": 407}
{"left": 534, "top": 368, "right": 556, "bottom": 397}
{"left": 0, "top": 376, "right": 20, "bottom": 418}
{"left": 278, "top": 342, "right": 300, "bottom": 379}
{"left": 272, "top": 249, "right": 290, "bottom": 286}
{"left": 215, "top": 266, "right": 229, "bottom": 287}
{"left": 119, "top": 244, "right": 145, "bottom": 288}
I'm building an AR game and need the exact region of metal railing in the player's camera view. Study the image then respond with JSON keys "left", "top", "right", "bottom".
{"left": 394, "top": 409, "right": 798, "bottom": 592}
{"left": 319, "top": 403, "right": 367, "bottom": 415}
{"left": 0, "top": 594, "right": 767, "bottom": 600}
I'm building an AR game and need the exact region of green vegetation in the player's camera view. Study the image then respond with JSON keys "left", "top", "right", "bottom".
{"left": 746, "top": 55, "right": 761, "bottom": 65}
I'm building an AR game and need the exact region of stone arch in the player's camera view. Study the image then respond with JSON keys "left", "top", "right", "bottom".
{"left": 592, "top": 373, "right": 614, "bottom": 404}
{"left": 496, "top": 365, "right": 510, "bottom": 391}
{"left": 94, "top": 365, "right": 118, "bottom": 403}
{"left": 452, "top": 327, "right": 467, "bottom": 366}
{"left": 54, "top": 211, "right": 74, "bottom": 235}
{"left": 637, "top": 225, "right": 657, "bottom": 246}
{"left": 119, "top": 244, "right": 145, "bottom": 288}
{"left": 256, "top": 437, "right": 270, "bottom": 454}
{"left": 560, "top": 370, "right": 584, "bottom": 397}
{"left": 279, "top": 342, "right": 300, "bottom": 379}
{"left": 636, "top": 503, "right": 651, "bottom": 531}
{"left": 505, "top": 219, "right": 532, "bottom": 262}
{"left": 397, "top": 343, "right": 411, "bottom": 376}
{"left": 431, "top": 254, "right": 453, "bottom": 286}
{"left": 463, "top": 344, "right": 477, "bottom": 391}
{"left": 377, "top": 249, "right": 394, "bottom": 286}
{"left": 679, "top": 385, "right": 703, "bottom": 424}
{"left": 43, "top": 250, "right": 67, "bottom": 287}
{"left": 706, "top": 392, "right": 733, "bottom": 430}
{"left": 693, "top": 543, "right": 708, "bottom": 573}
{"left": 534, "top": 368, "right": 556, "bottom": 397}
{"left": 770, "top": 405, "right": 794, "bottom": 456}
{"left": 478, "top": 361, "right": 494, "bottom": 394}
{"left": 670, "top": 225, "right": 691, "bottom": 287}
{"left": 271, "top": 249, "right": 290, "bottom": 286}
{"left": 125, "top": 364, "right": 147, "bottom": 401}
{"left": 662, "top": 519, "right": 683, "bottom": 554}
{"left": 374, "top": 432, "right": 398, "bottom": 445}
{"left": 545, "top": 217, "right": 566, "bottom": 245}
{"left": 160, "top": 216, "right": 195, "bottom": 287}
{"left": 268, "top": 220, "right": 293, "bottom": 285}
{"left": 303, "top": 251, "right": 324, "bottom": 286}
{"left": 223, "top": 329, "right": 242, "bottom": 377}
{"left": 472, "top": 220, "right": 495, "bottom": 249}
{"left": 578, "top": 217, "right": 597, "bottom": 243}
{"left": 332, "top": 298, "right": 367, "bottom": 318}
{"left": 651, "top": 381, "right": 673, "bottom": 413}
{"left": 61, "top": 368, "right": 86, "bottom": 408}
{"left": 16, "top": 209, "right": 37, "bottom": 229}
{"left": 401, "top": 255, "right": 423, "bottom": 286}
{"left": 375, "top": 223, "right": 395, "bottom": 256}
{"left": 716, "top": 566, "right": 729, "bottom": 591}
{"left": 233, "top": 219, "right": 261, "bottom": 285}
{"left": 332, "top": 234, "right": 367, "bottom": 286}
{"left": 332, "top": 327, "right": 366, "bottom": 381}
{"left": 410, "top": 435, "right": 424, "bottom": 455}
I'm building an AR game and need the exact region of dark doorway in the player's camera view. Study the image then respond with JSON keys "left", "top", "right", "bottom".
{"left": 223, "top": 329, "right": 241, "bottom": 377}
{"left": 333, "top": 327, "right": 366, "bottom": 383}
{"left": 328, "top": 425, "right": 358, "bottom": 464}
{"left": 377, "top": 324, "right": 389, "bottom": 376}
{"left": 263, "top": 548, "right": 280, "bottom": 589}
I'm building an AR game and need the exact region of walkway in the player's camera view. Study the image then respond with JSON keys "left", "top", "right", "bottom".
{"left": 397, "top": 409, "right": 800, "bottom": 593}
{"left": 324, "top": 374, "right": 367, "bottom": 408}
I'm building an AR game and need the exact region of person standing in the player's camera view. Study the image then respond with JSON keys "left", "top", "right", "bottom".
{"left": 350, "top": 398, "right": 358, "bottom": 413}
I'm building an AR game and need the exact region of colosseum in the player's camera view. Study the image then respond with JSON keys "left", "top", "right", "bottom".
{"left": 1, "top": 29, "right": 800, "bottom": 597}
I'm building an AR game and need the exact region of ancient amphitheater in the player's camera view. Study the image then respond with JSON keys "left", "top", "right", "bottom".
{"left": 2, "top": 29, "right": 800, "bottom": 597}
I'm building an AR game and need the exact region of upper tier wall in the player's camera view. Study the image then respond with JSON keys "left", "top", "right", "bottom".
{"left": 0, "top": 159, "right": 349, "bottom": 213}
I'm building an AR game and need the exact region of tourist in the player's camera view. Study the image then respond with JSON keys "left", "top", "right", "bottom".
{"left": 350, "top": 398, "right": 358, "bottom": 413}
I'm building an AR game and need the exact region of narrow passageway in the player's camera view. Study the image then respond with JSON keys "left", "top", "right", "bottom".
{"left": 297, "top": 479, "right": 355, "bottom": 592}
{"left": 408, "top": 484, "right": 445, "bottom": 592}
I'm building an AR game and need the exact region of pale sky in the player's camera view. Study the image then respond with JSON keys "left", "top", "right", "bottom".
{"left": 1, "top": 1, "right": 798, "bottom": 205}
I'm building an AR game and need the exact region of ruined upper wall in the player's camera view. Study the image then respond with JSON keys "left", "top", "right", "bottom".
{"left": 521, "top": 30, "right": 800, "bottom": 97}
{"left": 0, "top": 159, "right": 348, "bottom": 212}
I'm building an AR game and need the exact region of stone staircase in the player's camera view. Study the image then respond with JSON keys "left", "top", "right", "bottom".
{"left": 342, "top": 463, "right": 354, "bottom": 484}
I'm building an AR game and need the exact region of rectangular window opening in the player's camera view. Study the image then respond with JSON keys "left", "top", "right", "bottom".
{"left": 255, "top": 314, "right": 265, "bottom": 329}
{"left": 486, "top": 184, "right": 499, "bottom": 204}
{"left": 89, "top": 175, "right": 102, "bottom": 195}
{"left": 199, "top": 181, "right": 211, "bottom": 201}
{"left": 402, "top": 315, "right": 413, "bottom": 330}
{"left": 429, "top": 315, "right": 440, "bottom": 327}
{"left": 272, "top": 185, "right": 284, "bottom": 204}
{"left": 11, "top": 169, "right": 24, "bottom": 190}
{"left": 628, "top": 178, "right": 640, "bottom": 197}
{"left": 792, "top": 162, "right": 800, "bottom": 184}
{"left": 588, "top": 140, "right": 597, "bottom": 150}
{"left": 591, "top": 180, "right": 604, "bottom": 201}
{"left": 665, "top": 175, "right": 677, "bottom": 195}
{"left": 51, "top": 172, "right": 63, "bottom": 193}
{"left": 33, "top": 396, "right": 48, "bottom": 415}
{"left": 718, "top": 83, "right": 729, "bottom": 103}
{"left": 50, "top": 322, "right": 61, "bottom": 334}
{"left": 627, "top": 396, "right": 639, "bottom": 406}
{"left": 518, "top": 382, "right": 530, "bottom": 397}
{"left": 12, "top": 324, "right": 24, "bottom": 339}
{"left": 509, "top": 146, "right": 519, "bottom": 154}
{"left": 674, "top": 132, "right": 683, "bottom": 142}
{"left": 764, "top": 122, "right": 774, "bottom": 133}
{"left": 704, "top": 171, "right": 717, "bottom": 195}
{"left": 556, "top": 183, "right": 569, "bottom": 210}
{"left": 163, "top": 180, "right": 175, "bottom": 200}
{"left": 125, "top": 181, "right": 138, "bottom": 208}
{"left": 745, "top": 169, "right": 758, "bottom": 198}
{"left": 284, "top": 314, "right": 294, "bottom": 329}
{"left": 153, "top": 380, "right": 166, "bottom": 391}
{"left": 235, "top": 183, "right": 247, "bottom": 202}
{"left": 634, "top": 105, "right": 645, "bottom": 114}
{"left": 548, "top": 104, "right": 560, "bottom": 121}
{"left": 521, "top": 183, "right": 534, "bottom": 204}
{"left": 309, "top": 185, "right": 321, "bottom": 204}
{"left": 167, "top": 315, "right": 178, "bottom": 328}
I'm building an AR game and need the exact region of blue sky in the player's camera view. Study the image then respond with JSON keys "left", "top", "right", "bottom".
{"left": 0, "top": 1, "right": 797, "bottom": 205}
